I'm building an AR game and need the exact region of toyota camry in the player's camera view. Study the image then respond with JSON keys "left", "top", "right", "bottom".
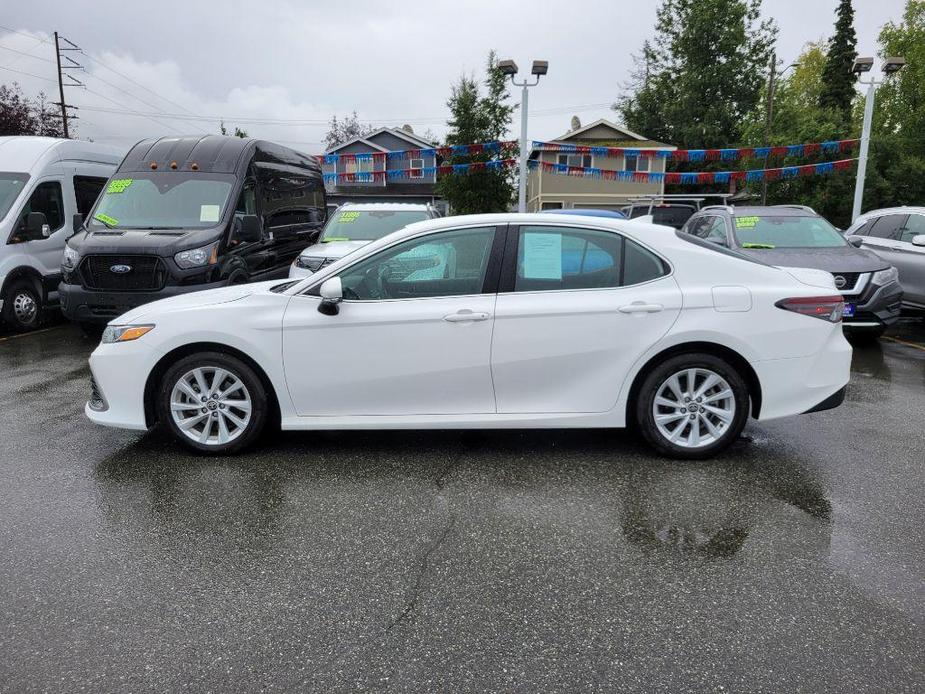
{"left": 85, "top": 213, "right": 852, "bottom": 459}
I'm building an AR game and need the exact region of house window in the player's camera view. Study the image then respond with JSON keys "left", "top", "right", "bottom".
{"left": 409, "top": 158, "right": 424, "bottom": 179}
{"left": 345, "top": 158, "right": 375, "bottom": 175}
{"left": 556, "top": 153, "right": 592, "bottom": 168}
{"left": 624, "top": 155, "right": 651, "bottom": 173}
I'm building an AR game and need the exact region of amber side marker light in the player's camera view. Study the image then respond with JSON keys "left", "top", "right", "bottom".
{"left": 149, "top": 161, "right": 158, "bottom": 170}
{"left": 190, "top": 162, "right": 199, "bottom": 171}
{"left": 169, "top": 161, "right": 178, "bottom": 170}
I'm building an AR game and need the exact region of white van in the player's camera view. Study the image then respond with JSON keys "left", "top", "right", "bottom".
{"left": 0, "top": 137, "right": 122, "bottom": 331}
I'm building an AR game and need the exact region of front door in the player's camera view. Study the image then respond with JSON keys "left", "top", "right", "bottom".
{"left": 282, "top": 225, "right": 502, "bottom": 416}
{"left": 13, "top": 178, "right": 67, "bottom": 275}
{"left": 491, "top": 224, "right": 682, "bottom": 414}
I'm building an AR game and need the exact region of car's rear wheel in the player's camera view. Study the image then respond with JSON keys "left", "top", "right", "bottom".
{"left": 635, "top": 353, "right": 750, "bottom": 460}
{"left": 158, "top": 352, "right": 267, "bottom": 454}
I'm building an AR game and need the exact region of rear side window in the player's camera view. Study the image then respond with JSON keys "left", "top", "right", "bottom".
{"left": 630, "top": 205, "right": 695, "bottom": 229}
{"left": 74, "top": 176, "right": 108, "bottom": 216}
{"left": 262, "top": 173, "right": 325, "bottom": 230}
{"left": 513, "top": 226, "right": 668, "bottom": 292}
{"left": 867, "top": 214, "right": 907, "bottom": 240}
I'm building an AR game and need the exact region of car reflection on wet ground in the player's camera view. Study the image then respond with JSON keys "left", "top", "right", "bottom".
{"left": 1, "top": 318, "right": 923, "bottom": 692}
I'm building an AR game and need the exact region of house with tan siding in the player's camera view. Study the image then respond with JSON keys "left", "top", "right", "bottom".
{"left": 527, "top": 119, "right": 676, "bottom": 212}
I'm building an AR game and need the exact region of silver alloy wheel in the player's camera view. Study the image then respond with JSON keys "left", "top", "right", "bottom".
{"left": 169, "top": 366, "right": 252, "bottom": 446}
{"left": 13, "top": 291, "right": 37, "bottom": 324}
{"left": 652, "top": 367, "right": 736, "bottom": 449}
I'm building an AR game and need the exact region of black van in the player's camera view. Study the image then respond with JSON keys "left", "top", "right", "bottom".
{"left": 60, "top": 135, "right": 326, "bottom": 324}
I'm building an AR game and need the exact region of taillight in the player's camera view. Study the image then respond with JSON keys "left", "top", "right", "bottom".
{"left": 775, "top": 296, "right": 845, "bottom": 323}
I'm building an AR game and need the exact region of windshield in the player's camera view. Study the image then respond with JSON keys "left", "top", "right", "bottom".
{"left": 87, "top": 173, "right": 235, "bottom": 230}
{"left": 0, "top": 173, "right": 29, "bottom": 221}
{"left": 733, "top": 215, "right": 847, "bottom": 249}
{"left": 319, "top": 209, "right": 429, "bottom": 242}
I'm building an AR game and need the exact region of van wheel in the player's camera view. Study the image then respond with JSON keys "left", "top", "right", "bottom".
{"left": 2, "top": 279, "right": 43, "bottom": 332}
{"left": 157, "top": 352, "right": 267, "bottom": 454}
{"left": 635, "top": 353, "right": 750, "bottom": 460}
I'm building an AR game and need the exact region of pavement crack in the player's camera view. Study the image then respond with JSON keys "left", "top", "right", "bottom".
{"left": 385, "top": 515, "right": 456, "bottom": 631}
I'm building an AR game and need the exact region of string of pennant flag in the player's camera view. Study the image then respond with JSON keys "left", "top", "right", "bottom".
{"left": 322, "top": 140, "right": 518, "bottom": 165}
{"left": 530, "top": 138, "right": 859, "bottom": 161}
{"left": 527, "top": 158, "right": 858, "bottom": 184}
{"left": 322, "top": 158, "right": 517, "bottom": 184}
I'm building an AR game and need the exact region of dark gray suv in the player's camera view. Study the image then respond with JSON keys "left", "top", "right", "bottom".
{"left": 681, "top": 205, "right": 903, "bottom": 338}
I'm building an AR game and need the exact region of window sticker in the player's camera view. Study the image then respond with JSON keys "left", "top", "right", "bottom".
{"left": 106, "top": 179, "right": 133, "bottom": 194}
{"left": 200, "top": 204, "right": 220, "bottom": 223}
{"left": 735, "top": 216, "right": 759, "bottom": 229}
{"left": 338, "top": 211, "right": 361, "bottom": 223}
{"left": 522, "top": 232, "right": 563, "bottom": 280}
{"left": 93, "top": 213, "right": 119, "bottom": 227}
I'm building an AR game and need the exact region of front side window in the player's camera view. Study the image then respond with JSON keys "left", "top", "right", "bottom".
{"left": 691, "top": 216, "right": 728, "bottom": 245}
{"left": 319, "top": 209, "right": 429, "bottom": 243}
{"left": 336, "top": 227, "right": 496, "bottom": 300}
{"left": 900, "top": 213, "right": 925, "bottom": 243}
{"left": 13, "top": 181, "right": 64, "bottom": 241}
{"left": 87, "top": 173, "right": 235, "bottom": 230}
{"left": 0, "top": 173, "right": 30, "bottom": 222}
{"left": 733, "top": 215, "right": 847, "bottom": 249}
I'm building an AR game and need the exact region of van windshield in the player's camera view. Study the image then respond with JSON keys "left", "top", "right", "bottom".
{"left": 320, "top": 209, "right": 429, "bottom": 242}
{"left": 0, "top": 173, "right": 29, "bottom": 221}
{"left": 87, "top": 173, "right": 235, "bottom": 230}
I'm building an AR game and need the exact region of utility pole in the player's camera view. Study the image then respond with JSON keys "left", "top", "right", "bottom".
{"left": 761, "top": 51, "right": 776, "bottom": 206}
{"left": 53, "top": 32, "right": 84, "bottom": 139}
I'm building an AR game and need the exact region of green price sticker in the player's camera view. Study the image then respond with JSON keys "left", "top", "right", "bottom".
{"left": 735, "top": 216, "right": 759, "bottom": 229}
{"left": 338, "top": 211, "right": 361, "bottom": 223}
{"left": 93, "top": 213, "right": 119, "bottom": 227}
{"left": 106, "top": 178, "right": 134, "bottom": 194}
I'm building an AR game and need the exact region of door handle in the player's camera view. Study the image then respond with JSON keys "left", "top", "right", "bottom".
{"left": 443, "top": 310, "right": 490, "bottom": 322}
{"left": 618, "top": 302, "right": 663, "bottom": 314}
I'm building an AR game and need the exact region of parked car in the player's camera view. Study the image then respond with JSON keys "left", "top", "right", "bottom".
{"left": 541, "top": 208, "right": 627, "bottom": 219}
{"left": 290, "top": 202, "right": 439, "bottom": 278}
{"left": 681, "top": 205, "right": 903, "bottom": 339}
{"left": 59, "top": 135, "right": 326, "bottom": 326}
{"left": 843, "top": 207, "right": 925, "bottom": 314}
{"left": 626, "top": 202, "right": 698, "bottom": 229}
{"left": 0, "top": 137, "right": 121, "bottom": 331}
{"left": 85, "top": 212, "right": 851, "bottom": 460}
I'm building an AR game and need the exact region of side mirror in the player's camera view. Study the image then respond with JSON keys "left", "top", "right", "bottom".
{"left": 72, "top": 213, "right": 85, "bottom": 236}
{"left": 235, "top": 214, "right": 262, "bottom": 243}
{"left": 25, "top": 212, "right": 50, "bottom": 239}
{"left": 318, "top": 276, "right": 343, "bottom": 315}
{"left": 912, "top": 234, "right": 925, "bottom": 247}
{"left": 847, "top": 236, "right": 864, "bottom": 248}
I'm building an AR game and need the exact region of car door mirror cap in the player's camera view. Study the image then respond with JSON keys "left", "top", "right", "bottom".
{"left": 318, "top": 276, "right": 343, "bottom": 315}
{"left": 847, "top": 236, "right": 864, "bottom": 248}
{"left": 25, "top": 211, "right": 50, "bottom": 240}
{"left": 912, "top": 234, "right": 925, "bottom": 247}
{"left": 235, "top": 214, "right": 262, "bottom": 243}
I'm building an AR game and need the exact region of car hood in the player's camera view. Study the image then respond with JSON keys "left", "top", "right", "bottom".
{"left": 111, "top": 280, "right": 283, "bottom": 324}
{"left": 736, "top": 245, "right": 888, "bottom": 272}
{"left": 299, "top": 239, "right": 372, "bottom": 260}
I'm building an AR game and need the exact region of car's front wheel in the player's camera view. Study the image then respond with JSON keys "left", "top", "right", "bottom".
{"left": 158, "top": 352, "right": 268, "bottom": 454}
{"left": 635, "top": 353, "right": 750, "bottom": 460}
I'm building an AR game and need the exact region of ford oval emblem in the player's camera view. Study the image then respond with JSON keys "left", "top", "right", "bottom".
{"left": 833, "top": 275, "right": 846, "bottom": 289}
{"left": 110, "top": 264, "right": 132, "bottom": 274}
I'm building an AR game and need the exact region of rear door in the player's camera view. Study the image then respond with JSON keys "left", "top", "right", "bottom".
{"left": 490, "top": 224, "right": 682, "bottom": 414}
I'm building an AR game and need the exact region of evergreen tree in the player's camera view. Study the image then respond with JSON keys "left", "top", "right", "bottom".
{"left": 436, "top": 51, "right": 515, "bottom": 214}
{"left": 819, "top": 0, "right": 858, "bottom": 122}
{"left": 616, "top": 0, "right": 777, "bottom": 148}
{"left": 219, "top": 120, "right": 248, "bottom": 138}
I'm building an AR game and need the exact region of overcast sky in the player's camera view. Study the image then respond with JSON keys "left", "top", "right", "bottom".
{"left": 0, "top": 0, "right": 908, "bottom": 154}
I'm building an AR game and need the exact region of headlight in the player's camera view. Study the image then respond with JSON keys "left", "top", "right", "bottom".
{"left": 62, "top": 244, "right": 80, "bottom": 269}
{"left": 295, "top": 255, "right": 326, "bottom": 272}
{"left": 871, "top": 266, "right": 898, "bottom": 285}
{"left": 174, "top": 241, "right": 219, "bottom": 269}
{"left": 101, "top": 324, "right": 155, "bottom": 344}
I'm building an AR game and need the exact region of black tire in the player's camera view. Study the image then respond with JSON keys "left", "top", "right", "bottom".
{"left": 2, "top": 278, "right": 43, "bottom": 332}
{"left": 635, "top": 353, "right": 750, "bottom": 460}
{"left": 157, "top": 351, "right": 268, "bottom": 454}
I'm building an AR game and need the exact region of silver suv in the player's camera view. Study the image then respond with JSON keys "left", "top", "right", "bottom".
{"left": 289, "top": 202, "right": 440, "bottom": 278}
{"left": 844, "top": 207, "right": 925, "bottom": 313}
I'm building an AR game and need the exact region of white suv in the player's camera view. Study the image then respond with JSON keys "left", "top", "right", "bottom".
{"left": 290, "top": 202, "right": 440, "bottom": 278}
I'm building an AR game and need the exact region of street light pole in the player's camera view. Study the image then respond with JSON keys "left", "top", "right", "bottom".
{"left": 851, "top": 78, "right": 878, "bottom": 223}
{"left": 499, "top": 59, "right": 547, "bottom": 213}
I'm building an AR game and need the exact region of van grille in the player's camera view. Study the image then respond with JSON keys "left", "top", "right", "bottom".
{"left": 79, "top": 255, "right": 168, "bottom": 292}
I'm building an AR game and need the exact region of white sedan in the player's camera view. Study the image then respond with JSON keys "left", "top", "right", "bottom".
{"left": 85, "top": 213, "right": 852, "bottom": 459}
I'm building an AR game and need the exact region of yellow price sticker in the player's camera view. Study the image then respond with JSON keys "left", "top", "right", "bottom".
{"left": 735, "top": 216, "right": 759, "bottom": 228}
{"left": 106, "top": 178, "right": 134, "bottom": 194}
{"left": 338, "top": 211, "right": 361, "bottom": 223}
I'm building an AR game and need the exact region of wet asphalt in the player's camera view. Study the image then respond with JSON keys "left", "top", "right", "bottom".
{"left": 0, "top": 318, "right": 924, "bottom": 694}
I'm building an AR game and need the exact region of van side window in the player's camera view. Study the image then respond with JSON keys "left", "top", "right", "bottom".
{"left": 261, "top": 174, "right": 324, "bottom": 231}
{"left": 74, "top": 176, "right": 109, "bottom": 216}
{"left": 14, "top": 182, "right": 64, "bottom": 241}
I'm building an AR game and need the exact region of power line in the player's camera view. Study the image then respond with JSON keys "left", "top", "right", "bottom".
{"left": 0, "top": 24, "right": 51, "bottom": 44}
{"left": 0, "top": 64, "right": 57, "bottom": 83}
{"left": 83, "top": 87, "right": 184, "bottom": 134}
{"left": 0, "top": 43, "right": 56, "bottom": 63}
